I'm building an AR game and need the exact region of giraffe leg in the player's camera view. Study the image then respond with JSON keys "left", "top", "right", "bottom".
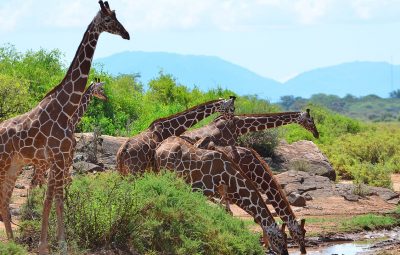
{"left": 55, "top": 154, "right": 71, "bottom": 255}
{"left": 38, "top": 171, "right": 55, "bottom": 255}
{"left": 1, "top": 160, "right": 22, "bottom": 239}
{"left": 217, "top": 184, "right": 232, "bottom": 215}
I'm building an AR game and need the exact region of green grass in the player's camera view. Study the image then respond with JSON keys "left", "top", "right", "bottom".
{"left": 341, "top": 214, "right": 399, "bottom": 231}
{"left": 19, "top": 171, "right": 264, "bottom": 255}
{"left": 0, "top": 241, "right": 28, "bottom": 255}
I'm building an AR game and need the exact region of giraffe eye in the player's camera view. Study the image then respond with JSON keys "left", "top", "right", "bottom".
{"left": 104, "top": 16, "right": 112, "bottom": 22}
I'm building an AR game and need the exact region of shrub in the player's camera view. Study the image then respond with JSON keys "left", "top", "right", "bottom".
{"left": 238, "top": 129, "right": 279, "bottom": 157}
{"left": 19, "top": 172, "right": 264, "bottom": 255}
{"left": 0, "top": 241, "right": 27, "bottom": 255}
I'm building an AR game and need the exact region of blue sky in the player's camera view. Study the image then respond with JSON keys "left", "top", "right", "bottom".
{"left": 0, "top": 0, "right": 399, "bottom": 82}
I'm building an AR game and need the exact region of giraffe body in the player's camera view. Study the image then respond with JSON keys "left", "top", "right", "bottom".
{"left": 155, "top": 136, "right": 289, "bottom": 255}
{"left": 116, "top": 98, "right": 236, "bottom": 175}
{"left": 183, "top": 110, "right": 318, "bottom": 254}
{"left": 0, "top": 2, "right": 129, "bottom": 254}
{"left": 30, "top": 82, "right": 107, "bottom": 188}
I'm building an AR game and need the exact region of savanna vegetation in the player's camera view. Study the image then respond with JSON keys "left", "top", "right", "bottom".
{"left": 18, "top": 172, "right": 263, "bottom": 254}
{"left": 1, "top": 44, "right": 400, "bottom": 189}
{"left": 2, "top": 44, "right": 400, "bottom": 253}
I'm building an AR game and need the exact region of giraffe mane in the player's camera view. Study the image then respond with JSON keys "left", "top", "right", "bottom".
{"left": 247, "top": 147, "right": 296, "bottom": 217}
{"left": 213, "top": 111, "right": 302, "bottom": 122}
{"left": 148, "top": 99, "right": 222, "bottom": 128}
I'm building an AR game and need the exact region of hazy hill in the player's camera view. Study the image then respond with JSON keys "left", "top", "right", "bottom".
{"left": 285, "top": 62, "right": 400, "bottom": 99}
{"left": 95, "top": 51, "right": 282, "bottom": 99}
{"left": 95, "top": 51, "right": 400, "bottom": 101}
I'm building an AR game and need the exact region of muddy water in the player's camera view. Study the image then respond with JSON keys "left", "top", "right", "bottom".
{"left": 288, "top": 228, "right": 400, "bottom": 255}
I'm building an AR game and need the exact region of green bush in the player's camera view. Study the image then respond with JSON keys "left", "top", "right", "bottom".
{"left": 282, "top": 104, "right": 363, "bottom": 144}
{"left": 238, "top": 129, "right": 279, "bottom": 157}
{"left": 19, "top": 172, "right": 264, "bottom": 255}
{"left": 321, "top": 124, "right": 400, "bottom": 186}
{"left": 0, "top": 242, "right": 27, "bottom": 255}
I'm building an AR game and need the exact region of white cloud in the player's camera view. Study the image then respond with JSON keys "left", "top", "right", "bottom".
{"left": 0, "top": 0, "right": 32, "bottom": 32}
{"left": 293, "top": 0, "right": 333, "bottom": 25}
{"left": 1, "top": 0, "right": 400, "bottom": 33}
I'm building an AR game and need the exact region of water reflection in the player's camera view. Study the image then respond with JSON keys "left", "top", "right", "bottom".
{"left": 289, "top": 242, "right": 370, "bottom": 255}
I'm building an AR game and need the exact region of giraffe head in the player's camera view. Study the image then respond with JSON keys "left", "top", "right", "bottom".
{"left": 219, "top": 96, "right": 236, "bottom": 119}
{"left": 96, "top": 1, "right": 130, "bottom": 40}
{"left": 297, "top": 109, "right": 319, "bottom": 138}
{"left": 265, "top": 222, "right": 289, "bottom": 255}
{"left": 288, "top": 218, "right": 307, "bottom": 254}
{"left": 91, "top": 82, "right": 107, "bottom": 101}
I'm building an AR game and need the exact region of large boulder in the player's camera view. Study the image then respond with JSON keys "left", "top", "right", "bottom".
{"left": 75, "top": 133, "right": 127, "bottom": 170}
{"left": 272, "top": 140, "right": 336, "bottom": 181}
{"left": 276, "top": 170, "right": 335, "bottom": 199}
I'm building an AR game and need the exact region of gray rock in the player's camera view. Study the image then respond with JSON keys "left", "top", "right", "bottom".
{"left": 303, "top": 193, "right": 313, "bottom": 201}
{"left": 343, "top": 193, "right": 360, "bottom": 202}
{"left": 73, "top": 161, "right": 103, "bottom": 174}
{"left": 369, "top": 187, "right": 400, "bottom": 201}
{"left": 276, "top": 170, "right": 335, "bottom": 198}
{"left": 287, "top": 193, "right": 306, "bottom": 207}
{"left": 273, "top": 140, "right": 336, "bottom": 181}
{"left": 15, "top": 184, "right": 25, "bottom": 189}
{"left": 10, "top": 208, "right": 20, "bottom": 216}
{"left": 74, "top": 133, "right": 127, "bottom": 170}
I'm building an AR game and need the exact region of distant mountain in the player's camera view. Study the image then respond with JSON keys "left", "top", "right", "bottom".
{"left": 285, "top": 62, "right": 400, "bottom": 99}
{"left": 95, "top": 51, "right": 282, "bottom": 100}
{"left": 95, "top": 51, "right": 400, "bottom": 102}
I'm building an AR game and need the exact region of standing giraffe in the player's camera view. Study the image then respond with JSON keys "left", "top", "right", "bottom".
{"left": 116, "top": 97, "right": 236, "bottom": 175}
{"left": 30, "top": 81, "right": 107, "bottom": 188}
{"left": 0, "top": 1, "right": 129, "bottom": 254}
{"left": 155, "top": 136, "right": 289, "bottom": 255}
{"left": 182, "top": 110, "right": 319, "bottom": 254}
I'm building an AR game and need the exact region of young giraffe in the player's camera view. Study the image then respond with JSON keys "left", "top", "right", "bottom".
{"left": 116, "top": 97, "right": 236, "bottom": 175}
{"left": 155, "top": 136, "right": 289, "bottom": 255}
{"left": 30, "top": 81, "right": 107, "bottom": 188}
{"left": 0, "top": 2, "right": 129, "bottom": 254}
{"left": 182, "top": 109, "right": 319, "bottom": 254}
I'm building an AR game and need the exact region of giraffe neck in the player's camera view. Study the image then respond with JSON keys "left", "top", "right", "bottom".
{"left": 150, "top": 99, "right": 225, "bottom": 141}
{"left": 70, "top": 85, "right": 96, "bottom": 130}
{"left": 42, "top": 17, "right": 100, "bottom": 119}
{"left": 235, "top": 112, "right": 302, "bottom": 136}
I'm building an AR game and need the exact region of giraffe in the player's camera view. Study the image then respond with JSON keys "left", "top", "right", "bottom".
{"left": 30, "top": 81, "right": 107, "bottom": 188}
{"left": 116, "top": 97, "right": 236, "bottom": 175}
{"left": 182, "top": 109, "right": 319, "bottom": 254}
{"left": 0, "top": 1, "right": 129, "bottom": 254}
{"left": 155, "top": 136, "right": 289, "bottom": 255}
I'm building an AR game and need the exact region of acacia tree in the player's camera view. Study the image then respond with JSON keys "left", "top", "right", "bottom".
{"left": 0, "top": 74, "right": 30, "bottom": 121}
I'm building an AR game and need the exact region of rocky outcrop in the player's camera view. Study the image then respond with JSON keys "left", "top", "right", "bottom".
{"left": 272, "top": 140, "right": 336, "bottom": 181}
{"left": 73, "top": 133, "right": 127, "bottom": 173}
{"left": 276, "top": 170, "right": 400, "bottom": 205}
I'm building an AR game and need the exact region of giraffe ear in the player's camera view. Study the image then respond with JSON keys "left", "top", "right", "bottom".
{"left": 230, "top": 96, "right": 237, "bottom": 101}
